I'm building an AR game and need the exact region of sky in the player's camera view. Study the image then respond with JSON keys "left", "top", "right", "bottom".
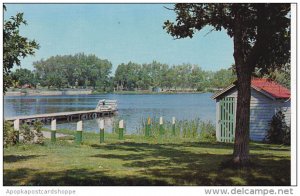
{"left": 4, "top": 4, "right": 234, "bottom": 73}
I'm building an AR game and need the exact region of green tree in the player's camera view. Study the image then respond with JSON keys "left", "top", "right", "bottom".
{"left": 164, "top": 3, "right": 290, "bottom": 165}
{"left": 44, "top": 72, "right": 67, "bottom": 89}
{"left": 162, "top": 66, "right": 176, "bottom": 90}
{"left": 147, "top": 61, "right": 168, "bottom": 88}
{"left": 211, "top": 68, "right": 236, "bottom": 89}
{"left": 114, "top": 62, "right": 142, "bottom": 90}
{"left": 254, "top": 64, "right": 291, "bottom": 89}
{"left": 189, "top": 66, "right": 205, "bottom": 90}
{"left": 138, "top": 64, "right": 152, "bottom": 90}
{"left": 33, "top": 53, "right": 112, "bottom": 90}
{"left": 3, "top": 5, "right": 39, "bottom": 93}
{"left": 11, "top": 68, "right": 37, "bottom": 87}
{"left": 270, "top": 64, "right": 290, "bottom": 89}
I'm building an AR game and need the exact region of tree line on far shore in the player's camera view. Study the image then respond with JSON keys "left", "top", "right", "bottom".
{"left": 9, "top": 53, "right": 236, "bottom": 92}
{"left": 9, "top": 53, "right": 290, "bottom": 93}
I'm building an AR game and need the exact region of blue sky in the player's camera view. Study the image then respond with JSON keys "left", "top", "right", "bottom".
{"left": 4, "top": 4, "right": 234, "bottom": 73}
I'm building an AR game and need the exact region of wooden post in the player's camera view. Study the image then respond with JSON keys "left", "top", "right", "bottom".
{"left": 172, "top": 117, "right": 176, "bottom": 136}
{"left": 14, "top": 119, "right": 20, "bottom": 143}
{"left": 51, "top": 119, "right": 56, "bottom": 142}
{"left": 100, "top": 119, "right": 104, "bottom": 143}
{"left": 119, "top": 120, "right": 124, "bottom": 140}
{"left": 145, "top": 117, "right": 151, "bottom": 137}
{"left": 76, "top": 121, "right": 83, "bottom": 144}
{"left": 159, "top": 117, "right": 164, "bottom": 136}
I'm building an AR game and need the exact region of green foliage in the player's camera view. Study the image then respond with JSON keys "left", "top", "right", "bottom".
{"left": 33, "top": 53, "right": 112, "bottom": 90}
{"left": 21, "top": 124, "right": 35, "bottom": 144}
{"left": 19, "top": 122, "right": 44, "bottom": 144}
{"left": 164, "top": 4, "right": 290, "bottom": 73}
{"left": 265, "top": 110, "right": 290, "bottom": 145}
{"left": 11, "top": 68, "right": 37, "bottom": 87}
{"left": 44, "top": 72, "right": 68, "bottom": 89}
{"left": 211, "top": 69, "right": 236, "bottom": 89}
{"left": 114, "top": 62, "right": 142, "bottom": 90}
{"left": 14, "top": 54, "right": 237, "bottom": 92}
{"left": 4, "top": 121, "right": 18, "bottom": 147}
{"left": 3, "top": 7, "right": 39, "bottom": 93}
{"left": 114, "top": 61, "right": 236, "bottom": 91}
{"left": 199, "top": 121, "right": 216, "bottom": 142}
{"left": 33, "top": 121, "right": 44, "bottom": 144}
{"left": 136, "top": 118, "right": 215, "bottom": 141}
{"left": 256, "top": 64, "right": 291, "bottom": 89}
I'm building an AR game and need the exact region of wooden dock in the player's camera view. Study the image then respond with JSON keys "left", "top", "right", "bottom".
{"left": 5, "top": 99, "right": 118, "bottom": 125}
{"left": 5, "top": 109, "right": 117, "bottom": 124}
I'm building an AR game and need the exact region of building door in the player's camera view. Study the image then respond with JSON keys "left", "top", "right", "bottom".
{"left": 219, "top": 97, "right": 236, "bottom": 142}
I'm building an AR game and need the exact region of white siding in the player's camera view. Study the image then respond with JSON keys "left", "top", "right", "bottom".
{"left": 216, "top": 87, "right": 291, "bottom": 142}
{"left": 249, "top": 89, "right": 274, "bottom": 141}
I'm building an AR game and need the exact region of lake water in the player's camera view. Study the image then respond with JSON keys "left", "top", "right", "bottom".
{"left": 4, "top": 93, "right": 216, "bottom": 134}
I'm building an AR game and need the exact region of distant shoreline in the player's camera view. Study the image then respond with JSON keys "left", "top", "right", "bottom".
{"left": 112, "top": 90, "right": 208, "bottom": 95}
{"left": 5, "top": 89, "right": 212, "bottom": 96}
{"left": 4, "top": 89, "right": 93, "bottom": 96}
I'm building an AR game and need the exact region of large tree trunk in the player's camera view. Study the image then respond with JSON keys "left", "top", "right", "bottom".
{"left": 232, "top": 7, "right": 252, "bottom": 166}
{"left": 233, "top": 72, "right": 251, "bottom": 165}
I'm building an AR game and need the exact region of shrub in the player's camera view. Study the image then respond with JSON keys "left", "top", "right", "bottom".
{"left": 199, "top": 121, "right": 216, "bottom": 142}
{"left": 265, "top": 110, "right": 290, "bottom": 145}
{"left": 21, "top": 124, "right": 35, "bottom": 144}
{"left": 20, "top": 121, "right": 44, "bottom": 144}
{"left": 4, "top": 121, "right": 18, "bottom": 147}
{"left": 282, "top": 126, "right": 291, "bottom": 145}
{"left": 33, "top": 121, "right": 44, "bottom": 144}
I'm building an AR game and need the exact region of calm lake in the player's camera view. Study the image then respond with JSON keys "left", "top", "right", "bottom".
{"left": 4, "top": 93, "right": 216, "bottom": 134}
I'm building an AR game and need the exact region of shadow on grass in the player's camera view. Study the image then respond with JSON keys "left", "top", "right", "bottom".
{"left": 160, "top": 141, "right": 290, "bottom": 152}
{"left": 4, "top": 155, "right": 45, "bottom": 163}
{"left": 90, "top": 142, "right": 290, "bottom": 186}
{"left": 3, "top": 168, "right": 169, "bottom": 186}
{"left": 93, "top": 141, "right": 289, "bottom": 152}
{"left": 249, "top": 142, "right": 291, "bottom": 151}
{"left": 4, "top": 141, "right": 290, "bottom": 186}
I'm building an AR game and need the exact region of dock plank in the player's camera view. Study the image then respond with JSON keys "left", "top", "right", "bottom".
{"left": 5, "top": 109, "right": 116, "bottom": 121}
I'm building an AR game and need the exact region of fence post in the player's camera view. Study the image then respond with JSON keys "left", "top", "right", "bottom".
{"left": 76, "top": 121, "right": 83, "bottom": 144}
{"left": 100, "top": 119, "right": 104, "bottom": 143}
{"left": 14, "top": 119, "right": 20, "bottom": 143}
{"left": 51, "top": 119, "right": 56, "bottom": 142}
{"left": 159, "top": 117, "right": 164, "bottom": 136}
{"left": 145, "top": 117, "right": 151, "bottom": 137}
{"left": 119, "top": 120, "right": 124, "bottom": 140}
{"left": 172, "top": 117, "right": 176, "bottom": 136}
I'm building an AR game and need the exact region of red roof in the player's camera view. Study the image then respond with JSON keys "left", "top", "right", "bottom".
{"left": 212, "top": 78, "right": 290, "bottom": 100}
{"left": 251, "top": 78, "right": 290, "bottom": 99}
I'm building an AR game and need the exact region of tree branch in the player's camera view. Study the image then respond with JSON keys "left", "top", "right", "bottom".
{"left": 245, "top": 4, "right": 269, "bottom": 72}
{"left": 204, "top": 28, "right": 216, "bottom": 37}
{"left": 163, "top": 6, "right": 175, "bottom": 11}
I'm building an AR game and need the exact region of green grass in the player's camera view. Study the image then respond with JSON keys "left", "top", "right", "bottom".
{"left": 135, "top": 118, "right": 215, "bottom": 141}
{"left": 4, "top": 129, "right": 290, "bottom": 186}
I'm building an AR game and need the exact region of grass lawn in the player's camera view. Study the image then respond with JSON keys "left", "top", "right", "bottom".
{"left": 3, "top": 129, "right": 290, "bottom": 186}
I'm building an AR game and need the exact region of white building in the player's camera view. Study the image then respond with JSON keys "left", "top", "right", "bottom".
{"left": 212, "top": 78, "right": 291, "bottom": 142}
